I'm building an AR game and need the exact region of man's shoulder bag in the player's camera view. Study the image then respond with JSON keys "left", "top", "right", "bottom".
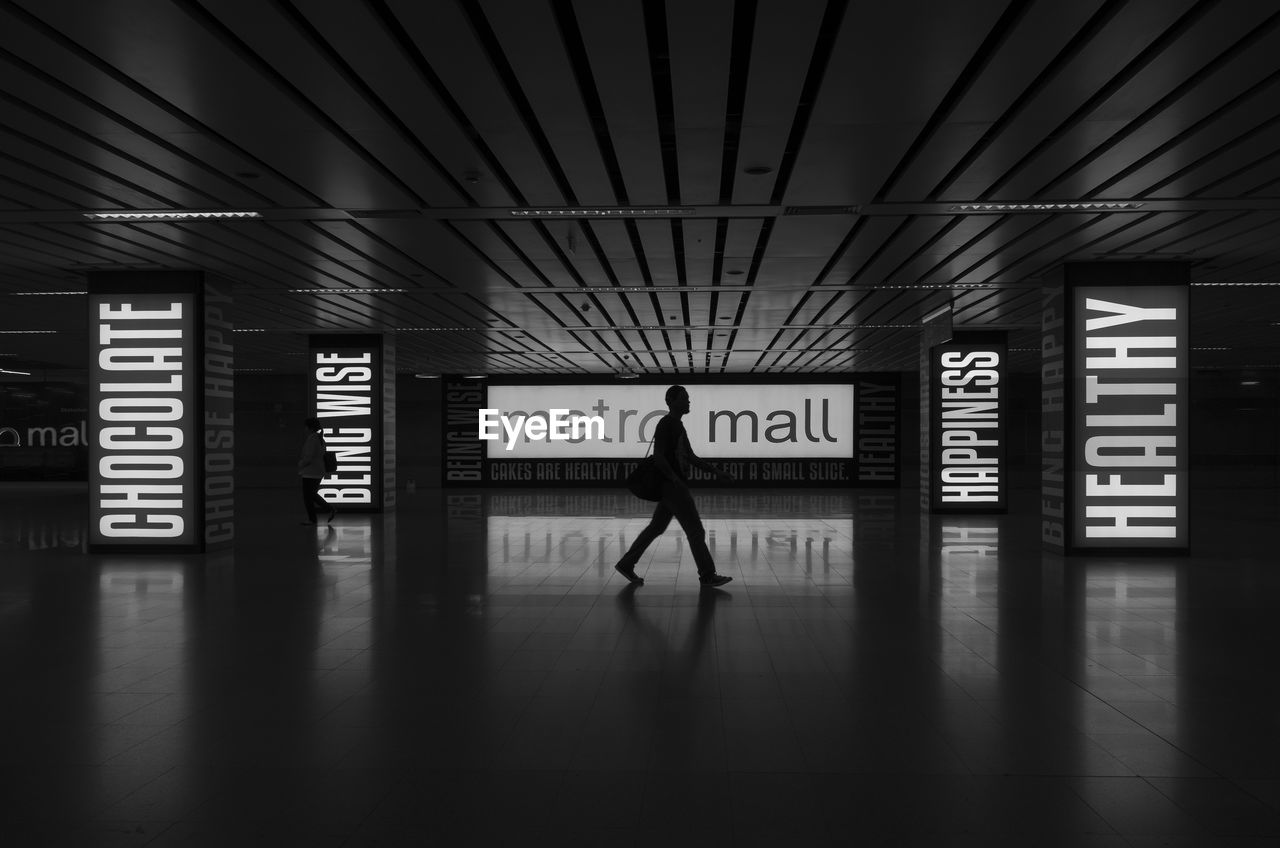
{"left": 624, "top": 440, "right": 663, "bottom": 501}
{"left": 321, "top": 437, "right": 338, "bottom": 475}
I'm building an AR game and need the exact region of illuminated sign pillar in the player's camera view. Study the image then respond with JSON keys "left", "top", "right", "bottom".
{"left": 307, "top": 335, "right": 396, "bottom": 512}
{"left": 88, "top": 271, "right": 235, "bottom": 553}
{"left": 1041, "top": 262, "right": 1189, "bottom": 554}
{"left": 929, "top": 332, "right": 1007, "bottom": 513}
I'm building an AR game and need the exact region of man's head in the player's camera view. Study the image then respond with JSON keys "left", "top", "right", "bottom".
{"left": 304, "top": 416, "right": 321, "bottom": 432}
{"left": 665, "top": 385, "right": 690, "bottom": 414}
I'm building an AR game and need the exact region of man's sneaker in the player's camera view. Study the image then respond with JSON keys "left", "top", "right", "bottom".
{"left": 699, "top": 574, "right": 733, "bottom": 587}
{"left": 614, "top": 563, "right": 644, "bottom": 585}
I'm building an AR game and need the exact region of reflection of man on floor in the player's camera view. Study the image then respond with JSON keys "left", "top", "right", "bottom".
{"left": 615, "top": 385, "right": 735, "bottom": 588}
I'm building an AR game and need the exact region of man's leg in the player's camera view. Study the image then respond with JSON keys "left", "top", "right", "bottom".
{"left": 666, "top": 488, "right": 718, "bottom": 579}
{"left": 616, "top": 502, "right": 673, "bottom": 571}
{"left": 301, "top": 478, "right": 318, "bottom": 523}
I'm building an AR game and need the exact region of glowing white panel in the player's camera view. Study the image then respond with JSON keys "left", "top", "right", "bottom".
{"left": 483, "top": 384, "right": 855, "bottom": 459}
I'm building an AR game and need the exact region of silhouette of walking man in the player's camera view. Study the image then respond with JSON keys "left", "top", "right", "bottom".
{"left": 298, "top": 416, "right": 336, "bottom": 525}
{"left": 615, "top": 385, "right": 735, "bottom": 587}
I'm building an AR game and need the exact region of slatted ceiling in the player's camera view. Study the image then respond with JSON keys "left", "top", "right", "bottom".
{"left": 1201, "top": 144, "right": 1280, "bottom": 197}
{"left": 381, "top": 7, "right": 534, "bottom": 203}
{"left": 3, "top": 106, "right": 192, "bottom": 209}
{"left": 664, "top": 0, "right": 733, "bottom": 200}
{"left": 573, "top": 2, "right": 663, "bottom": 200}
{"left": 4, "top": 3, "right": 1280, "bottom": 374}
{"left": 728, "top": 0, "right": 824, "bottom": 207}
{"left": 1200, "top": 138, "right": 1280, "bottom": 198}
{"left": 1182, "top": 213, "right": 1280, "bottom": 259}
{"left": 484, "top": 5, "right": 616, "bottom": 205}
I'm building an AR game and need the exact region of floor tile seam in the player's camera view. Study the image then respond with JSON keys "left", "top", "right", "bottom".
{"left": 1068, "top": 674, "right": 1232, "bottom": 783}
{"left": 86, "top": 763, "right": 188, "bottom": 821}
{"left": 1143, "top": 774, "right": 1280, "bottom": 837}
{"left": 1232, "top": 778, "right": 1280, "bottom": 818}
{"left": 1066, "top": 775, "right": 1214, "bottom": 840}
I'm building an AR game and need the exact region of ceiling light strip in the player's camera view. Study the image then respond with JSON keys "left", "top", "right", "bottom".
{"left": 83, "top": 211, "right": 263, "bottom": 221}
{"left": 509, "top": 208, "right": 694, "bottom": 218}
{"left": 948, "top": 202, "right": 1144, "bottom": 213}
{"left": 286, "top": 288, "right": 410, "bottom": 294}
{"left": 233, "top": 327, "right": 476, "bottom": 332}
{"left": 516, "top": 282, "right": 1009, "bottom": 293}
{"left": 9, "top": 291, "right": 87, "bottom": 296}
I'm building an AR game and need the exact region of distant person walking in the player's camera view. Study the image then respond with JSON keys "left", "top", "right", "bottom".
{"left": 616, "top": 385, "right": 735, "bottom": 587}
{"left": 298, "top": 417, "right": 336, "bottom": 525}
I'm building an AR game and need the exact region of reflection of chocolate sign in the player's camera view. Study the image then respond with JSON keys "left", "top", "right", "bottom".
{"left": 0, "top": 427, "right": 20, "bottom": 447}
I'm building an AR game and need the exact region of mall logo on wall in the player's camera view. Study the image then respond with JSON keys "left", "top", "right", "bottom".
{"left": 478, "top": 408, "right": 604, "bottom": 449}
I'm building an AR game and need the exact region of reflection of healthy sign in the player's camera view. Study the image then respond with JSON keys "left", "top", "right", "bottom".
{"left": 483, "top": 385, "right": 854, "bottom": 459}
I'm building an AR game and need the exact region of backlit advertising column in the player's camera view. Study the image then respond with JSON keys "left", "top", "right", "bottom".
{"left": 929, "top": 333, "right": 1006, "bottom": 512}
{"left": 1042, "top": 262, "right": 1189, "bottom": 553}
{"left": 88, "top": 271, "right": 234, "bottom": 553}
{"left": 307, "top": 335, "right": 394, "bottom": 512}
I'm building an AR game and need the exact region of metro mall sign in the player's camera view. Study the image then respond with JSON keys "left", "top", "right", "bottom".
{"left": 443, "top": 378, "right": 902, "bottom": 488}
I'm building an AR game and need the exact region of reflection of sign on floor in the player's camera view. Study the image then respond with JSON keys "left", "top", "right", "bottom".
{"left": 941, "top": 524, "right": 999, "bottom": 559}
{"left": 0, "top": 427, "right": 20, "bottom": 447}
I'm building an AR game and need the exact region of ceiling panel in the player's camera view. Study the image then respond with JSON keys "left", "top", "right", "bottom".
{"left": 1, "top": 0, "right": 1279, "bottom": 379}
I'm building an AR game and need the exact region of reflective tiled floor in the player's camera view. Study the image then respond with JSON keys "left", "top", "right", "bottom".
{"left": 2, "top": 482, "right": 1279, "bottom": 846}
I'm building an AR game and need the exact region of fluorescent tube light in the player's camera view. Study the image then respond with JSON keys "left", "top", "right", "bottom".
{"left": 949, "top": 202, "right": 1144, "bottom": 213}
{"left": 286, "top": 288, "right": 409, "bottom": 294}
{"left": 509, "top": 208, "right": 694, "bottom": 218}
{"left": 83, "top": 211, "right": 262, "bottom": 221}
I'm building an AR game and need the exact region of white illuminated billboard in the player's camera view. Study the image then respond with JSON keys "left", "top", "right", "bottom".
{"left": 1072, "top": 286, "right": 1187, "bottom": 548}
{"left": 483, "top": 384, "right": 854, "bottom": 459}
{"left": 89, "top": 291, "right": 198, "bottom": 547}
{"left": 308, "top": 336, "right": 386, "bottom": 508}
